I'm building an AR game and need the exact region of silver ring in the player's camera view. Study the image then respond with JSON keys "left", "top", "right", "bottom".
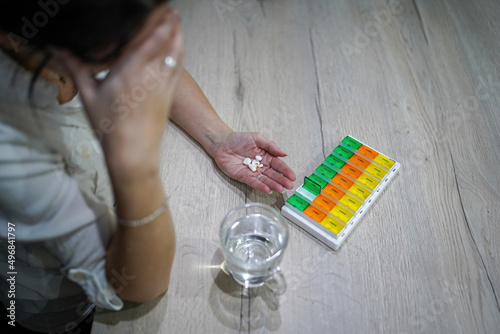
{"left": 164, "top": 56, "right": 177, "bottom": 69}
{"left": 256, "top": 174, "right": 263, "bottom": 180}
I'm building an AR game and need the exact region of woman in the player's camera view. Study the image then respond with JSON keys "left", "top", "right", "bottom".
{"left": 0, "top": 1, "right": 296, "bottom": 333}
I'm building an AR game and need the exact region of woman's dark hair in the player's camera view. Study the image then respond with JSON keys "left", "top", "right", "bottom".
{"left": 0, "top": 0, "right": 167, "bottom": 104}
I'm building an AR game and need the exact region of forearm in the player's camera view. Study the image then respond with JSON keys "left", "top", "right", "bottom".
{"left": 170, "top": 69, "right": 233, "bottom": 157}
{"left": 105, "top": 169, "right": 175, "bottom": 303}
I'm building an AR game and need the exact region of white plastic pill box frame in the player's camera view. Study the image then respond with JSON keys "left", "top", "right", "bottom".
{"left": 281, "top": 136, "right": 401, "bottom": 251}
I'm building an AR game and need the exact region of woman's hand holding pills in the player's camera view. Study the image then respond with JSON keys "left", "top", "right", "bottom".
{"left": 212, "top": 132, "right": 296, "bottom": 194}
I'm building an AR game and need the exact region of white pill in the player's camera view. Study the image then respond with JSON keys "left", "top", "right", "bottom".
{"left": 249, "top": 164, "right": 257, "bottom": 172}
{"left": 259, "top": 164, "right": 264, "bottom": 168}
{"left": 243, "top": 158, "right": 252, "bottom": 165}
{"left": 255, "top": 155, "right": 263, "bottom": 161}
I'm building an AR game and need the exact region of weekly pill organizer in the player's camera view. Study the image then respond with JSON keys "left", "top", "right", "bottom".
{"left": 281, "top": 136, "right": 400, "bottom": 250}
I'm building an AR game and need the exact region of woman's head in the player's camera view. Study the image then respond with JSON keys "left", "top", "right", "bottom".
{"left": 0, "top": 0, "right": 167, "bottom": 63}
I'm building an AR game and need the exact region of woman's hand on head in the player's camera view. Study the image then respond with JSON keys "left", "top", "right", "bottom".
{"left": 55, "top": 4, "right": 183, "bottom": 179}
{"left": 212, "top": 132, "right": 296, "bottom": 194}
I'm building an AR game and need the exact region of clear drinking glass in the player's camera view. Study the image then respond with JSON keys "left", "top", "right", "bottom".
{"left": 219, "top": 203, "right": 289, "bottom": 294}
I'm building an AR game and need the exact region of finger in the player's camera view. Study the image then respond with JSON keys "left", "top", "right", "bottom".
{"left": 263, "top": 168, "right": 294, "bottom": 190}
{"left": 270, "top": 157, "right": 297, "bottom": 182}
{"left": 165, "top": 12, "right": 184, "bottom": 70}
{"left": 241, "top": 173, "right": 272, "bottom": 194}
{"left": 254, "top": 133, "right": 287, "bottom": 157}
{"left": 120, "top": 4, "right": 175, "bottom": 59}
{"left": 256, "top": 173, "right": 284, "bottom": 193}
{"left": 53, "top": 49, "right": 97, "bottom": 102}
{"left": 112, "top": 5, "right": 179, "bottom": 74}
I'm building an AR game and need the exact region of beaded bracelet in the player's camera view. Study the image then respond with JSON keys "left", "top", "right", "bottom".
{"left": 116, "top": 198, "right": 169, "bottom": 228}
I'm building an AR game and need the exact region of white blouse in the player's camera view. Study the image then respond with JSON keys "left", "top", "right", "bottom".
{"left": 0, "top": 51, "right": 123, "bottom": 332}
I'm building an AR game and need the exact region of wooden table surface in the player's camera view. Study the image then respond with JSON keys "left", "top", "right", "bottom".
{"left": 92, "top": 0, "right": 500, "bottom": 333}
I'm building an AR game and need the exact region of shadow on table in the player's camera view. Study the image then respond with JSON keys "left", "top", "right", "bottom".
{"left": 93, "top": 292, "right": 166, "bottom": 332}
{"left": 208, "top": 248, "right": 283, "bottom": 332}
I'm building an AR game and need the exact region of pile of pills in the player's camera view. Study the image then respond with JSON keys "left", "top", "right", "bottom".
{"left": 243, "top": 155, "right": 263, "bottom": 172}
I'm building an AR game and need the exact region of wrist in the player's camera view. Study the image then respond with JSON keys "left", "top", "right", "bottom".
{"left": 111, "top": 169, "right": 165, "bottom": 221}
{"left": 106, "top": 151, "right": 160, "bottom": 181}
{"left": 203, "top": 127, "right": 233, "bottom": 158}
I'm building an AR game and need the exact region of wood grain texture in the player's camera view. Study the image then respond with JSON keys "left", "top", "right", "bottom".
{"left": 92, "top": 0, "right": 500, "bottom": 333}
